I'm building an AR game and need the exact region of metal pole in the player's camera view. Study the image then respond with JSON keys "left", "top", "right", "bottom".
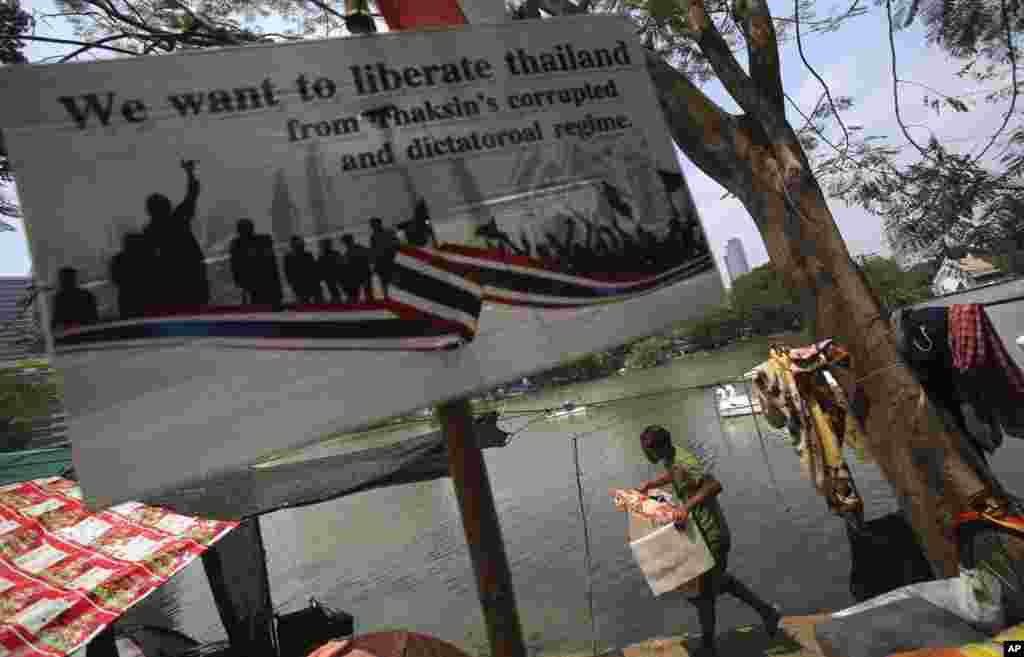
{"left": 437, "top": 398, "right": 527, "bottom": 657}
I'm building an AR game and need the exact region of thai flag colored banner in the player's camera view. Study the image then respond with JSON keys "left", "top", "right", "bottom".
{"left": 0, "top": 15, "right": 725, "bottom": 510}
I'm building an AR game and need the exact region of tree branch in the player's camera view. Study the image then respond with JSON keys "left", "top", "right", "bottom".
{"left": 734, "top": 0, "right": 785, "bottom": 114}
{"left": 897, "top": 79, "right": 964, "bottom": 101}
{"left": 534, "top": 0, "right": 586, "bottom": 15}
{"left": 794, "top": 0, "right": 850, "bottom": 153}
{"left": 885, "top": 0, "right": 930, "bottom": 159}
{"left": 58, "top": 32, "right": 137, "bottom": 61}
{"left": 686, "top": 0, "right": 800, "bottom": 183}
{"left": 532, "top": 0, "right": 762, "bottom": 198}
{"left": 771, "top": 0, "right": 863, "bottom": 29}
{"left": 795, "top": 92, "right": 826, "bottom": 136}
{"left": 783, "top": 92, "right": 897, "bottom": 178}
{"left": 0, "top": 33, "right": 138, "bottom": 56}
{"left": 645, "top": 51, "right": 748, "bottom": 197}
{"left": 973, "top": 0, "right": 1017, "bottom": 163}
{"left": 306, "top": 0, "right": 348, "bottom": 22}
{"left": 80, "top": 0, "right": 245, "bottom": 48}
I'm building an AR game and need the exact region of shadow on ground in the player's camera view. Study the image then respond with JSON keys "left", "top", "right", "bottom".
{"left": 682, "top": 624, "right": 805, "bottom": 656}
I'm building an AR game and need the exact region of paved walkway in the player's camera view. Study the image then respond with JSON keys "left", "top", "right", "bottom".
{"left": 552, "top": 614, "right": 832, "bottom": 657}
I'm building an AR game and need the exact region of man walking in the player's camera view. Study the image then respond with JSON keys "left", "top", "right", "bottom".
{"left": 634, "top": 425, "right": 781, "bottom": 657}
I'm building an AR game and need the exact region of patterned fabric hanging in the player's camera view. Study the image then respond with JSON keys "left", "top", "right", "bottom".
{"left": 751, "top": 340, "right": 866, "bottom": 517}
{"left": 374, "top": 0, "right": 466, "bottom": 30}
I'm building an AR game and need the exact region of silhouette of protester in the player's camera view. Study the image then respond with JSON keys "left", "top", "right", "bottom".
{"left": 110, "top": 233, "right": 151, "bottom": 319}
{"left": 142, "top": 159, "right": 209, "bottom": 309}
{"left": 229, "top": 219, "right": 284, "bottom": 310}
{"left": 600, "top": 181, "right": 633, "bottom": 219}
{"left": 341, "top": 234, "right": 374, "bottom": 303}
{"left": 667, "top": 216, "right": 688, "bottom": 249}
{"left": 51, "top": 267, "right": 98, "bottom": 329}
{"left": 370, "top": 217, "right": 400, "bottom": 299}
{"left": 397, "top": 199, "right": 438, "bottom": 248}
{"left": 686, "top": 210, "right": 709, "bottom": 256}
{"left": 317, "top": 238, "right": 344, "bottom": 304}
{"left": 285, "top": 236, "right": 324, "bottom": 305}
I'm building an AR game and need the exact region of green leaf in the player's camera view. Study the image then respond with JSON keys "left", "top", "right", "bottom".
{"left": 646, "top": 0, "right": 680, "bottom": 22}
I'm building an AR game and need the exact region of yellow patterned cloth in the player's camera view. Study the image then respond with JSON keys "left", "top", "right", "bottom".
{"left": 751, "top": 340, "right": 866, "bottom": 516}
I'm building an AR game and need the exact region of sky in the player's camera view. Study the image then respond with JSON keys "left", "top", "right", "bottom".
{"left": 0, "top": 0, "right": 1013, "bottom": 284}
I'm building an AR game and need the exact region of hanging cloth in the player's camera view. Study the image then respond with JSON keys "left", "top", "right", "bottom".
{"left": 375, "top": 0, "right": 466, "bottom": 30}
{"left": 949, "top": 304, "right": 1024, "bottom": 440}
{"left": 751, "top": 341, "right": 864, "bottom": 516}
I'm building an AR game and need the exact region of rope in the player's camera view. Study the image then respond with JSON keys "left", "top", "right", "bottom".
{"left": 506, "top": 377, "right": 755, "bottom": 418}
{"left": 743, "top": 380, "right": 791, "bottom": 513}
{"left": 853, "top": 362, "right": 904, "bottom": 386}
{"left": 572, "top": 434, "right": 599, "bottom": 657}
{"left": 504, "top": 412, "right": 555, "bottom": 440}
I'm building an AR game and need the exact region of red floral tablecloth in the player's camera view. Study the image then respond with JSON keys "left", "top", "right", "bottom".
{"left": 0, "top": 477, "right": 236, "bottom": 657}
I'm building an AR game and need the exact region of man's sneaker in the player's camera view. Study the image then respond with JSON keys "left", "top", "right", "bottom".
{"left": 763, "top": 604, "right": 782, "bottom": 638}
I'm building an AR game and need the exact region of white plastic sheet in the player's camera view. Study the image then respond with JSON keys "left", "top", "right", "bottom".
{"left": 627, "top": 500, "right": 713, "bottom": 598}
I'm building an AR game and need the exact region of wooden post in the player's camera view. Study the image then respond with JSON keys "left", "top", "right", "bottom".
{"left": 437, "top": 398, "right": 526, "bottom": 657}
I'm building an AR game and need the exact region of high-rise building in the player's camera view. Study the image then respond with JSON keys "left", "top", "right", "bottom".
{"left": 724, "top": 237, "right": 750, "bottom": 284}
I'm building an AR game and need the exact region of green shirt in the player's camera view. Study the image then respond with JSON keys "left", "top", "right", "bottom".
{"left": 665, "top": 458, "right": 731, "bottom": 563}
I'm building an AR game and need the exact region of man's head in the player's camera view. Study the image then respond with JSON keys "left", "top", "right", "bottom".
{"left": 58, "top": 267, "right": 78, "bottom": 290}
{"left": 146, "top": 194, "right": 172, "bottom": 221}
{"left": 236, "top": 219, "right": 255, "bottom": 238}
{"left": 640, "top": 425, "right": 674, "bottom": 464}
{"left": 370, "top": 218, "right": 383, "bottom": 231}
{"left": 290, "top": 236, "right": 305, "bottom": 252}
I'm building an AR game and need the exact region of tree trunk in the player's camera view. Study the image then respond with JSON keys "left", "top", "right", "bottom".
{"left": 534, "top": 0, "right": 1015, "bottom": 576}
{"left": 739, "top": 167, "right": 992, "bottom": 576}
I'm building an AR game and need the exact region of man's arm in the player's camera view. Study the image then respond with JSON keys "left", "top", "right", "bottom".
{"left": 683, "top": 475, "right": 723, "bottom": 511}
{"left": 673, "top": 475, "right": 723, "bottom": 524}
{"left": 637, "top": 470, "right": 674, "bottom": 493}
{"left": 173, "top": 160, "right": 200, "bottom": 224}
{"left": 229, "top": 242, "right": 245, "bottom": 289}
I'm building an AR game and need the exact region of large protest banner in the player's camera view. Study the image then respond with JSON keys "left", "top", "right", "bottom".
{"left": 1, "top": 15, "right": 725, "bottom": 512}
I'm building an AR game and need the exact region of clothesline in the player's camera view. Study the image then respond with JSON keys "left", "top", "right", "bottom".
{"left": 982, "top": 294, "right": 1024, "bottom": 309}
{"left": 499, "top": 378, "right": 753, "bottom": 418}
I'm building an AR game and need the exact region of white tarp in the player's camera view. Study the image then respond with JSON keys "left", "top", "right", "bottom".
{"left": 1, "top": 15, "right": 725, "bottom": 510}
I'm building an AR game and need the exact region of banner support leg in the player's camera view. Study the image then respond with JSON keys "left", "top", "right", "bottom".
{"left": 437, "top": 398, "right": 527, "bottom": 657}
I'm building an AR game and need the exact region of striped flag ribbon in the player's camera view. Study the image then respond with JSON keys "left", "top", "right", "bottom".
{"left": 52, "top": 245, "right": 712, "bottom": 352}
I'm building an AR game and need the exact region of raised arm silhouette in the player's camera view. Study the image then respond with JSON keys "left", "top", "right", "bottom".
{"left": 142, "top": 160, "right": 209, "bottom": 309}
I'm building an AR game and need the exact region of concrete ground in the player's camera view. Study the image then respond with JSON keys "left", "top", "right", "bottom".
{"left": 553, "top": 614, "right": 833, "bottom": 657}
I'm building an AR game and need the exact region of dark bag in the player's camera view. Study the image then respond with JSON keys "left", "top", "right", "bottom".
{"left": 274, "top": 598, "right": 354, "bottom": 657}
{"left": 846, "top": 512, "right": 934, "bottom": 602}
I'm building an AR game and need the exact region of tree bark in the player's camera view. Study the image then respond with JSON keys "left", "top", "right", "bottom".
{"left": 536, "top": 0, "right": 1010, "bottom": 576}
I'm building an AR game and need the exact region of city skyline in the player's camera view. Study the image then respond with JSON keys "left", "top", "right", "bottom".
{"left": 724, "top": 237, "right": 750, "bottom": 286}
